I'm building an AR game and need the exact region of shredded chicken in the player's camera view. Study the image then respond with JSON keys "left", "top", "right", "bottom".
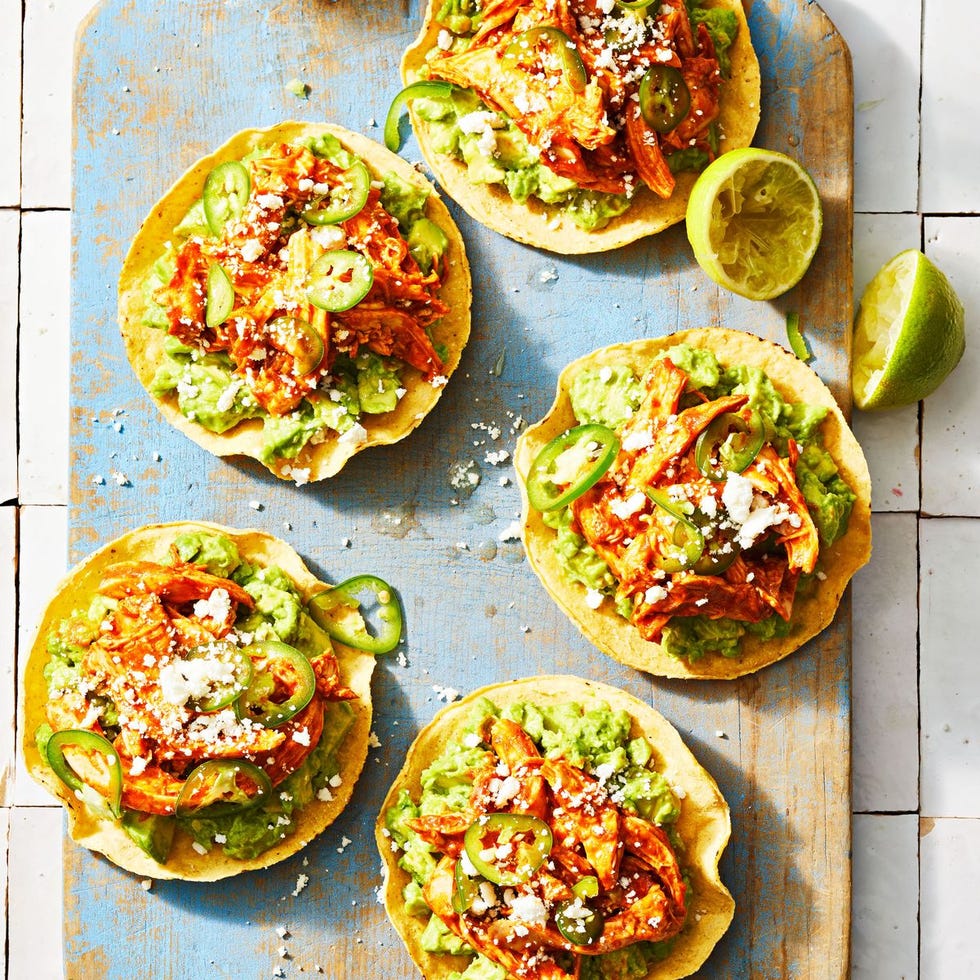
{"left": 425, "top": 0, "right": 726, "bottom": 198}
{"left": 569, "top": 357, "right": 820, "bottom": 642}
{"left": 157, "top": 141, "right": 448, "bottom": 416}
{"left": 408, "top": 717, "right": 687, "bottom": 978}
{"left": 45, "top": 551, "right": 354, "bottom": 815}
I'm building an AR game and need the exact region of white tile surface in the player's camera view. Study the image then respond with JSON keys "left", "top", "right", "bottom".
{"left": 851, "top": 813, "right": 918, "bottom": 978}
{"left": 0, "top": 808, "right": 7, "bottom": 971}
{"left": 921, "top": 218, "right": 980, "bottom": 517}
{"left": 0, "top": 0, "right": 21, "bottom": 206}
{"left": 920, "top": 518, "right": 980, "bottom": 818}
{"left": 6, "top": 0, "right": 980, "bottom": 977}
{"left": 21, "top": 0, "right": 97, "bottom": 209}
{"left": 852, "top": 513, "right": 918, "bottom": 813}
{"left": 18, "top": 210, "right": 70, "bottom": 505}
{"left": 13, "top": 505, "right": 68, "bottom": 808}
{"left": 921, "top": 0, "right": 980, "bottom": 212}
{"left": 852, "top": 212, "right": 922, "bottom": 512}
{"left": 7, "top": 805, "right": 64, "bottom": 980}
{"left": 821, "top": 0, "right": 921, "bottom": 213}
{"left": 0, "top": 507, "right": 14, "bottom": 808}
{"left": 920, "top": 817, "right": 980, "bottom": 976}
{"left": 0, "top": 209, "right": 18, "bottom": 504}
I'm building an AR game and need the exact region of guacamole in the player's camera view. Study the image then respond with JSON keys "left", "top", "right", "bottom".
{"left": 384, "top": 697, "right": 683, "bottom": 979}
{"left": 36, "top": 530, "right": 352, "bottom": 863}
{"left": 540, "top": 344, "right": 858, "bottom": 664}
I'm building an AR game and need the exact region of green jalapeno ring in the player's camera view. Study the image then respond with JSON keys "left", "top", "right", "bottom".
{"left": 463, "top": 813, "right": 553, "bottom": 887}
{"left": 203, "top": 160, "right": 251, "bottom": 236}
{"left": 638, "top": 64, "right": 691, "bottom": 134}
{"left": 234, "top": 640, "right": 316, "bottom": 728}
{"left": 503, "top": 27, "right": 587, "bottom": 94}
{"left": 385, "top": 80, "right": 459, "bottom": 152}
{"left": 205, "top": 262, "right": 235, "bottom": 329}
{"left": 267, "top": 315, "right": 325, "bottom": 376}
{"left": 645, "top": 487, "right": 706, "bottom": 573}
{"left": 183, "top": 642, "right": 254, "bottom": 713}
{"left": 526, "top": 424, "right": 620, "bottom": 512}
{"left": 572, "top": 875, "right": 600, "bottom": 899}
{"left": 174, "top": 759, "right": 273, "bottom": 818}
{"left": 306, "top": 249, "right": 374, "bottom": 313}
{"left": 694, "top": 408, "right": 766, "bottom": 481}
{"left": 302, "top": 160, "right": 372, "bottom": 226}
{"left": 616, "top": 0, "right": 657, "bottom": 8}
{"left": 308, "top": 575, "right": 403, "bottom": 655}
{"left": 46, "top": 728, "right": 123, "bottom": 818}
{"left": 555, "top": 898, "right": 606, "bottom": 945}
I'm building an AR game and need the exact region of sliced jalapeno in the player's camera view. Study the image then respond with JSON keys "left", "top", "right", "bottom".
{"left": 690, "top": 512, "right": 742, "bottom": 576}
{"left": 463, "top": 813, "right": 553, "bottom": 887}
{"left": 526, "top": 424, "right": 619, "bottom": 512}
{"left": 572, "top": 875, "right": 599, "bottom": 899}
{"left": 267, "top": 315, "right": 324, "bottom": 375}
{"left": 183, "top": 642, "right": 254, "bottom": 713}
{"left": 555, "top": 899, "right": 606, "bottom": 945}
{"left": 205, "top": 262, "right": 235, "bottom": 329}
{"left": 452, "top": 858, "right": 481, "bottom": 914}
{"left": 235, "top": 640, "right": 316, "bottom": 728}
{"left": 616, "top": 0, "right": 657, "bottom": 8}
{"left": 503, "top": 27, "right": 586, "bottom": 94}
{"left": 385, "top": 80, "right": 458, "bottom": 152}
{"left": 175, "top": 759, "right": 272, "bottom": 817}
{"left": 786, "top": 311, "right": 811, "bottom": 362}
{"left": 694, "top": 409, "right": 765, "bottom": 481}
{"left": 203, "top": 160, "right": 251, "bottom": 236}
{"left": 308, "top": 575, "right": 403, "bottom": 655}
{"left": 46, "top": 729, "right": 123, "bottom": 818}
{"left": 645, "top": 488, "right": 706, "bottom": 573}
{"left": 638, "top": 64, "right": 691, "bottom": 134}
{"left": 302, "top": 160, "right": 371, "bottom": 226}
{"left": 307, "top": 249, "right": 374, "bottom": 312}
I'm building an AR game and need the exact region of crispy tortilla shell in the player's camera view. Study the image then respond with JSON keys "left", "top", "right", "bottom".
{"left": 118, "top": 122, "right": 472, "bottom": 481}
{"left": 376, "top": 675, "right": 734, "bottom": 979}
{"left": 21, "top": 521, "right": 375, "bottom": 881}
{"left": 402, "top": 1, "right": 761, "bottom": 254}
{"left": 514, "top": 329, "right": 873, "bottom": 679}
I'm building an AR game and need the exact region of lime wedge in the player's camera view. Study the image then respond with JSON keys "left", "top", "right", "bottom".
{"left": 852, "top": 249, "right": 965, "bottom": 410}
{"left": 686, "top": 148, "right": 823, "bottom": 301}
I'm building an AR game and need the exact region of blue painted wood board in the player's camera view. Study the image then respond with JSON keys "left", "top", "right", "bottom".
{"left": 67, "top": 1, "right": 854, "bottom": 977}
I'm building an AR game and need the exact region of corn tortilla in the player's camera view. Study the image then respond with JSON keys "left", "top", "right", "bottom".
{"left": 513, "top": 329, "right": 873, "bottom": 679}
{"left": 21, "top": 521, "right": 375, "bottom": 880}
{"left": 376, "top": 675, "right": 734, "bottom": 979}
{"left": 118, "top": 122, "right": 472, "bottom": 481}
{"left": 401, "top": 0, "right": 761, "bottom": 253}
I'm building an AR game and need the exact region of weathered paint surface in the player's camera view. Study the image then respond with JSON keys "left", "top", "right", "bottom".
{"left": 66, "top": 1, "right": 854, "bottom": 977}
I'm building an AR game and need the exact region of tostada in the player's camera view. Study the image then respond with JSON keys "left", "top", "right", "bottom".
{"left": 21, "top": 521, "right": 384, "bottom": 880}
{"left": 118, "top": 122, "right": 471, "bottom": 481}
{"left": 514, "top": 329, "right": 872, "bottom": 679}
{"left": 377, "top": 676, "right": 734, "bottom": 979}
{"left": 390, "top": 0, "right": 761, "bottom": 253}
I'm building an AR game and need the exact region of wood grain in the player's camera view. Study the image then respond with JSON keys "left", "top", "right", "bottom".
{"left": 66, "top": 1, "right": 853, "bottom": 976}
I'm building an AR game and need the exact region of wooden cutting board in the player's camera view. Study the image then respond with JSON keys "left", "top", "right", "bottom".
{"left": 66, "top": 1, "right": 853, "bottom": 976}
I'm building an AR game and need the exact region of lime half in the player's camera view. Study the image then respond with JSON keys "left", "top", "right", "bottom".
{"left": 852, "top": 249, "right": 965, "bottom": 410}
{"left": 686, "top": 147, "right": 823, "bottom": 301}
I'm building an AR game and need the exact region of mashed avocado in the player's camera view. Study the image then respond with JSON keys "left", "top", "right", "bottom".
{"left": 555, "top": 344, "right": 858, "bottom": 663}
{"left": 144, "top": 137, "right": 446, "bottom": 463}
{"left": 38, "top": 531, "right": 352, "bottom": 862}
{"left": 385, "top": 698, "right": 680, "bottom": 977}
{"left": 419, "top": 0, "right": 737, "bottom": 229}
